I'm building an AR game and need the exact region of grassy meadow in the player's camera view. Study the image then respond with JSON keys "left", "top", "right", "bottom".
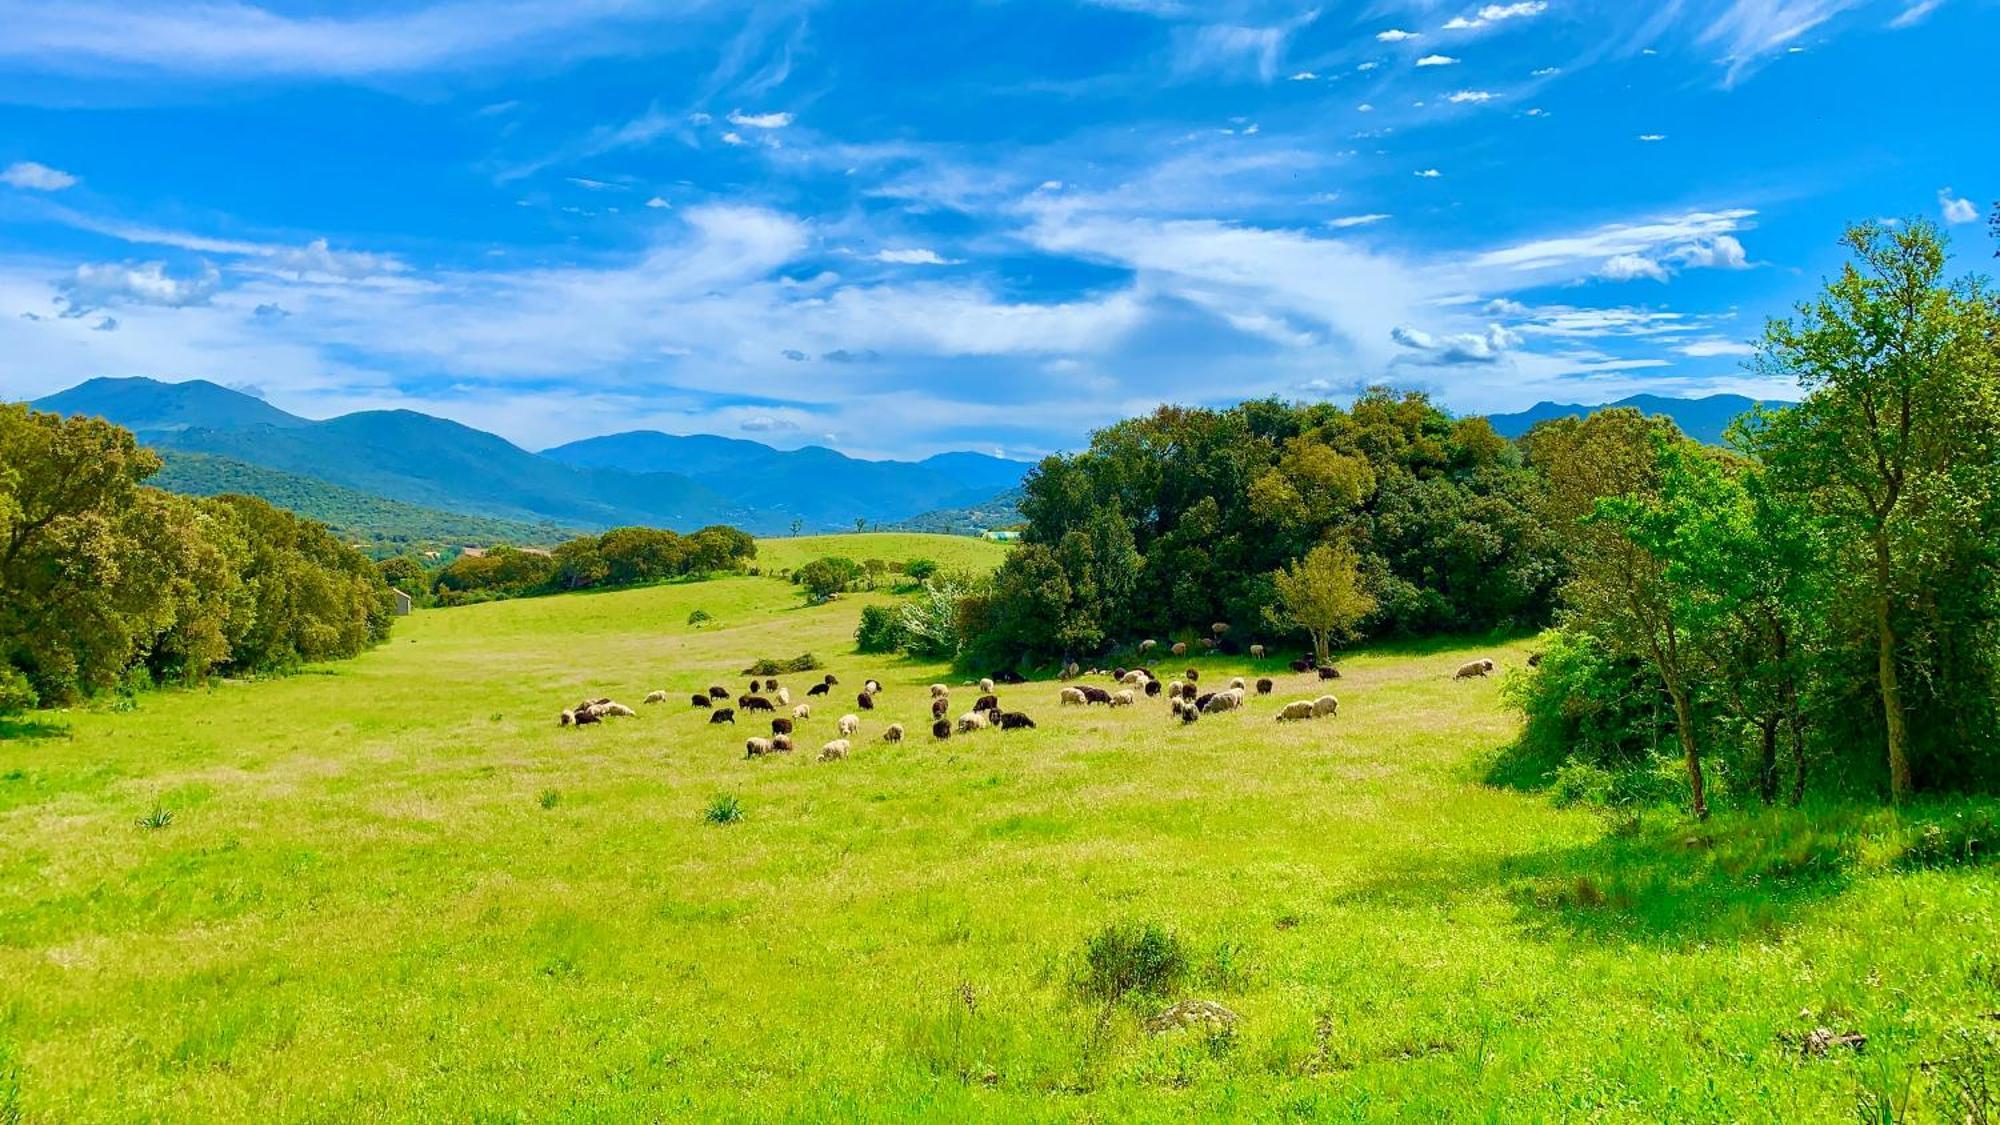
{"left": 751, "top": 531, "right": 1012, "bottom": 575}
{"left": 2, "top": 533, "right": 1997, "bottom": 1121}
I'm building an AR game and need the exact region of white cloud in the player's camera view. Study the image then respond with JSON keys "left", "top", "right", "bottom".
{"left": 1889, "top": 0, "right": 1946, "bottom": 28}
{"left": 1356, "top": 61, "right": 1380, "bottom": 71}
{"left": 871, "top": 248, "right": 964, "bottom": 266}
{"left": 1671, "top": 234, "right": 1750, "bottom": 270}
{"left": 1701, "top": 0, "right": 1859, "bottom": 86}
{"left": 1600, "top": 253, "right": 1670, "bottom": 282}
{"left": 1637, "top": 133, "right": 1667, "bottom": 142}
{"left": 1391, "top": 322, "right": 1521, "bottom": 364}
{"left": 1677, "top": 338, "right": 1758, "bottom": 357}
{"left": 59, "top": 260, "right": 222, "bottom": 311}
{"left": 1326, "top": 213, "right": 1392, "bottom": 228}
{"left": 1289, "top": 70, "right": 1318, "bottom": 80}
{"left": 1376, "top": 28, "right": 1420, "bottom": 41}
{"left": 1414, "top": 168, "right": 1443, "bottom": 178}
{"left": 645, "top": 196, "right": 671, "bottom": 209}
{"left": 721, "top": 131, "right": 746, "bottom": 145}
{"left": 1444, "top": 2, "right": 1549, "bottom": 30}
{"left": 1938, "top": 187, "right": 1978, "bottom": 225}
{"left": 1357, "top": 102, "right": 1375, "bottom": 112}
{"left": 1472, "top": 209, "right": 1755, "bottom": 274}
{"left": 727, "top": 109, "right": 794, "bottom": 129}
{"left": 1415, "top": 54, "right": 1460, "bottom": 66}
{"left": 738, "top": 414, "right": 800, "bottom": 432}
{"left": 1, "top": 161, "right": 79, "bottom": 191}
{"left": 1531, "top": 66, "right": 1559, "bottom": 76}
{"left": 1174, "top": 12, "right": 1321, "bottom": 83}
{"left": 1446, "top": 90, "right": 1495, "bottom": 103}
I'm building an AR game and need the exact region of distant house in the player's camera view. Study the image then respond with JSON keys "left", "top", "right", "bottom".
{"left": 459, "top": 546, "right": 489, "bottom": 559}
{"left": 392, "top": 588, "right": 412, "bottom": 616}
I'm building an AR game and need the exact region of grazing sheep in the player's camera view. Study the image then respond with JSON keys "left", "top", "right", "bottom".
{"left": 930, "top": 683, "right": 949, "bottom": 699}
{"left": 807, "top": 682, "right": 831, "bottom": 697}
{"left": 1212, "top": 622, "right": 1230, "bottom": 637}
{"left": 1194, "top": 691, "right": 1217, "bottom": 712}
{"left": 1289, "top": 659, "right": 1313, "bottom": 674}
{"left": 931, "top": 696, "right": 951, "bottom": 720}
{"left": 1121, "top": 670, "right": 1150, "bottom": 685}
{"left": 598, "top": 702, "right": 637, "bottom": 718}
{"left": 691, "top": 693, "right": 712, "bottom": 709}
{"left": 793, "top": 703, "right": 812, "bottom": 720}
{"left": 559, "top": 709, "right": 574, "bottom": 726}
{"left": 838, "top": 714, "right": 861, "bottom": 736}
{"left": 1113, "top": 667, "right": 1128, "bottom": 682}
{"left": 1527, "top": 652, "right": 1544, "bottom": 668}
{"left": 1144, "top": 679, "right": 1163, "bottom": 697}
{"left": 1180, "top": 702, "right": 1200, "bottom": 724}
{"left": 978, "top": 677, "right": 995, "bottom": 694}
{"left": 1200, "top": 638, "right": 1218, "bottom": 651}
{"left": 1140, "top": 639, "right": 1158, "bottom": 654}
{"left": 1171, "top": 642, "right": 1188, "bottom": 657}
{"left": 882, "top": 723, "right": 905, "bottom": 743}
{"left": 819, "top": 739, "right": 850, "bottom": 762}
{"left": 745, "top": 737, "right": 774, "bottom": 758}
{"left": 1201, "top": 689, "right": 1244, "bottom": 713}
{"left": 823, "top": 673, "right": 839, "bottom": 685}
{"left": 956, "top": 711, "right": 990, "bottom": 733}
{"left": 771, "top": 717, "right": 794, "bottom": 736}
{"left": 1080, "top": 686, "right": 1113, "bottom": 706}
{"left": 1249, "top": 644, "right": 1266, "bottom": 659}
{"left": 776, "top": 687, "right": 791, "bottom": 706}
{"left": 932, "top": 719, "right": 952, "bottom": 740}
{"left": 1063, "top": 662, "right": 1082, "bottom": 680}
{"left": 996, "top": 711, "right": 1036, "bottom": 730}
{"left": 1311, "top": 695, "right": 1340, "bottom": 718}
{"left": 1060, "top": 687, "right": 1087, "bottom": 706}
{"left": 773, "top": 734, "right": 794, "bottom": 753}
{"left": 857, "top": 691, "right": 875, "bottom": 711}
{"left": 1454, "top": 659, "right": 1496, "bottom": 680}
{"left": 997, "top": 670, "right": 1026, "bottom": 685}
{"left": 1318, "top": 666, "right": 1342, "bottom": 681}
{"left": 1256, "top": 677, "right": 1274, "bottom": 695}
{"left": 740, "top": 695, "right": 775, "bottom": 712}
{"left": 644, "top": 690, "right": 668, "bottom": 705}
{"left": 710, "top": 708, "right": 736, "bottom": 725}
{"left": 1165, "top": 681, "right": 1183, "bottom": 701}
{"left": 973, "top": 693, "right": 999, "bottom": 713}
{"left": 1185, "top": 668, "right": 1200, "bottom": 683}
{"left": 1110, "top": 689, "right": 1136, "bottom": 708}
{"left": 1276, "top": 700, "right": 1316, "bottom": 722}
{"left": 764, "top": 677, "right": 779, "bottom": 692}
{"left": 573, "top": 708, "right": 601, "bottom": 726}
{"left": 865, "top": 679, "right": 883, "bottom": 695}
{"left": 1229, "top": 677, "right": 1246, "bottom": 691}
{"left": 708, "top": 685, "right": 731, "bottom": 700}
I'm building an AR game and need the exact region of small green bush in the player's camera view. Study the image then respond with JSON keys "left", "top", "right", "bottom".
{"left": 686, "top": 608, "right": 712, "bottom": 626}
{"left": 1074, "top": 921, "right": 1188, "bottom": 1004}
{"left": 704, "top": 793, "right": 744, "bottom": 825}
{"left": 0, "top": 668, "right": 39, "bottom": 715}
{"left": 742, "top": 653, "right": 822, "bottom": 676}
{"left": 1899, "top": 809, "right": 1998, "bottom": 870}
{"left": 136, "top": 804, "right": 174, "bottom": 830}
{"left": 538, "top": 789, "right": 562, "bottom": 810}
{"left": 855, "top": 605, "right": 907, "bottom": 653}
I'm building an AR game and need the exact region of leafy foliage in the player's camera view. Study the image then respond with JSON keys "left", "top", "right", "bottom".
{"left": 431, "top": 524, "right": 755, "bottom": 605}
{"left": 1073, "top": 921, "right": 1189, "bottom": 1005}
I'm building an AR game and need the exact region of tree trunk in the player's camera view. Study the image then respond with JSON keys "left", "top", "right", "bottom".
{"left": 1757, "top": 714, "right": 1780, "bottom": 806}
{"left": 1313, "top": 631, "right": 1329, "bottom": 665}
{"left": 1668, "top": 681, "right": 1707, "bottom": 820}
{"left": 1789, "top": 707, "right": 1809, "bottom": 807}
{"left": 1872, "top": 532, "right": 1911, "bottom": 803}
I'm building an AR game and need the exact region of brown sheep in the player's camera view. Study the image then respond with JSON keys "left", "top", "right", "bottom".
{"left": 771, "top": 717, "right": 794, "bottom": 736}
{"left": 1527, "top": 652, "right": 1544, "bottom": 668}
{"left": 882, "top": 723, "right": 905, "bottom": 743}
{"left": 1454, "top": 659, "right": 1496, "bottom": 680}
{"left": 772, "top": 734, "right": 794, "bottom": 753}
{"left": 931, "top": 696, "right": 950, "bottom": 719}
{"left": 973, "top": 693, "right": 999, "bottom": 713}
{"left": 823, "top": 673, "right": 839, "bottom": 686}
{"left": 1080, "top": 686, "right": 1113, "bottom": 705}
{"left": 1256, "top": 677, "right": 1274, "bottom": 695}
{"left": 1318, "top": 666, "right": 1341, "bottom": 681}
{"left": 740, "top": 695, "right": 775, "bottom": 712}
{"left": 932, "top": 719, "right": 952, "bottom": 740}
{"left": 1289, "top": 658, "right": 1314, "bottom": 674}
{"left": 764, "top": 677, "right": 779, "bottom": 692}
{"left": 1212, "top": 622, "right": 1229, "bottom": 637}
{"left": 857, "top": 691, "right": 875, "bottom": 711}
{"left": 1171, "top": 642, "right": 1188, "bottom": 656}
{"left": 709, "top": 708, "right": 735, "bottom": 724}
{"left": 691, "top": 693, "right": 712, "bottom": 708}
{"left": 1185, "top": 668, "right": 1200, "bottom": 683}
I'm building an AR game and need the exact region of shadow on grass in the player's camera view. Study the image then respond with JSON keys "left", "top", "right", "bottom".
{"left": 0, "top": 716, "right": 70, "bottom": 742}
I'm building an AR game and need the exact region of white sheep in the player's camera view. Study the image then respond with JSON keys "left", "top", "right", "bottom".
{"left": 643, "top": 690, "right": 668, "bottom": 704}
{"left": 1275, "top": 700, "right": 1316, "bottom": 722}
{"left": 1202, "top": 689, "right": 1245, "bottom": 713}
{"left": 1060, "top": 687, "right": 1087, "bottom": 706}
{"left": 776, "top": 687, "right": 791, "bottom": 706}
{"left": 819, "top": 739, "right": 850, "bottom": 762}
{"left": 1311, "top": 695, "right": 1340, "bottom": 718}
{"left": 1229, "top": 677, "right": 1246, "bottom": 691}
{"left": 1110, "top": 689, "right": 1136, "bottom": 707}
{"left": 745, "top": 736, "right": 774, "bottom": 757}
{"left": 956, "top": 711, "right": 990, "bottom": 733}
{"left": 838, "top": 713, "right": 861, "bottom": 736}
{"left": 930, "top": 683, "right": 949, "bottom": 699}
{"left": 1121, "top": 670, "right": 1150, "bottom": 685}
{"left": 1171, "top": 642, "right": 1188, "bottom": 656}
{"left": 1139, "top": 639, "right": 1158, "bottom": 653}
{"left": 598, "top": 702, "right": 637, "bottom": 718}
{"left": 1249, "top": 644, "right": 1265, "bottom": 659}
{"left": 882, "top": 723, "right": 905, "bottom": 743}
{"left": 793, "top": 703, "right": 811, "bottom": 720}
{"left": 978, "top": 677, "right": 995, "bottom": 694}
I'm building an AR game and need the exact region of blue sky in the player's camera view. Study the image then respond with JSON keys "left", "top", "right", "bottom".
{"left": 0, "top": 0, "right": 1992, "bottom": 459}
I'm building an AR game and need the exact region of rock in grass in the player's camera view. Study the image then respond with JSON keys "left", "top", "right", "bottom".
{"left": 1145, "top": 999, "right": 1240, "bottom": 1035}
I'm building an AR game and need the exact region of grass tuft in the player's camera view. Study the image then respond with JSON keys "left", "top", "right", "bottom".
{"left": 703, "top": 793, "right": 744, "bottom": 825}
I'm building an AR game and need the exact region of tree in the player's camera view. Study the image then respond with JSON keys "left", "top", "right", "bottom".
{"left": 790, "top": 517, "right": 804, "bottom": 537}
{"left": 1268, "top": 542, "right": 1376, "bottom": 665}
{"left": 794, "top": 556, "right": 862, "bottom": 602}
{"left": 1751, "top": 220, "right": 2000, "bottom": 803}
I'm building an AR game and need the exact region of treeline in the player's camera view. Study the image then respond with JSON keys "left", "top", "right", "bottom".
{"left": 1, "top": 406, "right": 395, "bottom": 712}
{"left": 1514, "top": 221, "right": 2000, "bottom": 812}
{"left": 408, "top": 524, "right": 757, "bottom": 606}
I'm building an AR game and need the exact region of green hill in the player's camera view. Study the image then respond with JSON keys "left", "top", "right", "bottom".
{"left": 151, "top": 452, "right": 574, "bottom": 555}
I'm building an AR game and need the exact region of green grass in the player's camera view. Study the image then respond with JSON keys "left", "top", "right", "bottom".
{"left": 2, "top": 573, "right": 1997, "bottom": 1121}
{"left": 754, "top": 531, "right": 1011, "bottom": 575}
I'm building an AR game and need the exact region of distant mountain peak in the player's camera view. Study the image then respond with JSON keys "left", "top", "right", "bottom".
{"left": 34, "top": 375, "right": 309, "bottom": 433}
{"left": 1482, "top": 392, "right": 1785, "bottom": 446}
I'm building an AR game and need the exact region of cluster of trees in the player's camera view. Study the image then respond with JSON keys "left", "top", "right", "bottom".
{"left": 796, "top": 555, "right": 937, "bottom": 603}
{"left": 955, "top": 388, "right": 1560, "bottom": 671}
{"left": 1520, "top": 221, "right": 2000, "bottom": 812}
{"left": 414, "top": 525, "right": 756, "bottom": 606}
{"left": 2, "top": 406, "right": 395, "bottom": 712}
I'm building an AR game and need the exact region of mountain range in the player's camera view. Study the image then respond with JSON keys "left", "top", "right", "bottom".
{"left": 22, "top": 377, "right": 1783, "bottom": 548}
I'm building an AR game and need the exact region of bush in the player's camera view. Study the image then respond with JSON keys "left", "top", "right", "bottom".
{"left": 855, "top": 605, "right": 907, "bottom": 654}
{"left": 742, "top": 653, "right": 823, "bottom": 676}
{"left": 1074, "top": 921, "right": 1188, "bottom": 1005}
{"left": 538, "top": 789, "right": 562, "bottom": 810}
{"left": 794, "top": 556, "right": 863, "bottom": 602}
{"left": 905, "top": 558, "right": 939, "bottom": 583}
{"left": 0, "top": 668, "right": 34, "bottom": 716}
{"left": 1899, "top": 808, "right": 2000, "bottom": 870}
{"left": 899, "top": 577, "right": 971, "bottom": 660}
{"left": 704, "top": 793, "right": 744, "bottom": 825}
{"left": 686, "top": 608, "right": 712, "bottom": 626}
{"left": 135, "top": 804, "right": 174, "bottom": 830}
{"left": 1503, "top": 629, "right": 1667, "bottom": 777}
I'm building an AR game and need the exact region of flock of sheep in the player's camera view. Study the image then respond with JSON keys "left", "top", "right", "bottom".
{"left": 557, "top": 639, "right": 1508, "bottom": 762}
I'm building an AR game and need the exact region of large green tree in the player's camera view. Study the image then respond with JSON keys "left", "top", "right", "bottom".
{"left": 1268, "top": 541, "right": 1376, "bottom": 664}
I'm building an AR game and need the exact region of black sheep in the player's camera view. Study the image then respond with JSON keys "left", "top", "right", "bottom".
{"left": 1194, "top": 691, "right": 1217, "bottom": 712}
{"left": 807, "top": 682, "right": 830, "bottom": 697}
{"left": 931, "top": 718, "right": 952, "bottom": 740}
{"left": 857, "top": 691, "right": 875, "bottom": 711}
{"left": 1318, "top": 666, "right": 1341, "bottom": 680}
{"left": 771, "top": 717, "right": 794, "bottom": 736}
{"left": 996, "top": 711, "right": 1036, "bottom": 730}
{"left": 973, "top": 693, "right": 999, "bottom": 713}
{"left": 709, "top": 708, "right": 735, "bottom": 725}
{"left": 1289, "top": 659, "right": 1313, "bottom": 674}
{"left": 573, "top": 708, "right": 601, "bottom": 726}
{"left": 1185, "top": 669, "right": 1200, "bottom": 683}
{"left": 691, "top": 693, "right": 712, "bottom": 708}
{"left": 1255, "top": 678, "right": 1274, "bottom": 695}
{"left": 1080, "top": 686, "right": 1113, "bottom": 705}
{"left": 764, "top": 678, "right": 779, "bottom": 692}
{"left": 708, "top": 685, "right": 730, "bottom": 700}
{"left": 1112, "top": 667, "right": 1128, "bottom": 681}
{"left": 1528, "top": 652, "right": 1544, "bottom": 668}
{"left": 1143, "top": 679, "right": 1162, "bottom": 697}
{"left": 823, "top": 673, "right": 839, "bottom": 685}
{"left": 931, "top": 697, "right": 950, "bottom": 719}
{"left": 1179, "top": 704, "right": 1199, "bottom": 724}
{"left": 740, "top": 695, "right": 775, "bottom": 712}
{"left": 996, "top": 670, "right": 1026, "bottom": 685}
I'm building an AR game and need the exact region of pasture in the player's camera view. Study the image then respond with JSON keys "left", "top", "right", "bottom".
{"left": 751, "top": 531, "right": 1012, "bottom": 576}
{"left": 1, "top": 534, "right": 1996, "bottom": 1121}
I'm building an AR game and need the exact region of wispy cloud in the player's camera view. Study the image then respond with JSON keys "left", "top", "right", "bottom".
{"left": 1938, "top": 187, "right": 1978, "bottom": 224}
{"left": 1, "top": 161, "right": 79, "bottom": 191}
{"left": 1415, "top": 54, "right": 1461, "bottom": 66}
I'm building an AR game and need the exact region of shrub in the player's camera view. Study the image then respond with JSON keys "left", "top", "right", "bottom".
{"left": 136, "top": 804, "right": 174, "bottom": 830}
{"left": 905, "top": 558, "right": 939, "bottom": 583}
{"left": 1073, "top": 921, "right": 1188, "bottom": 1005}
{"left": 794, "top": 556, "right": 864, "bottom": 602}
{"left": 855, "top": 605, "right": 907, "bottom": 654}
{"left": 1899, "top": 808, "right": 1999, "bottom": 870}
{"left": 538, "top": 789, "right": 562, "bottom": 810}
{"left": 0, "top": 668, "right": 35, "bottom": 716}
{"left": 704, "top": 793, "right": 744, "bottom": 825}
{"left": 899, "top": 577, "right": 970, "bottom": 660}
{"left": 686, "top": 608, "right": 712, "bottom": 626}
{"left": 742, "top": 653, "right": 823, "bottom": 676}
